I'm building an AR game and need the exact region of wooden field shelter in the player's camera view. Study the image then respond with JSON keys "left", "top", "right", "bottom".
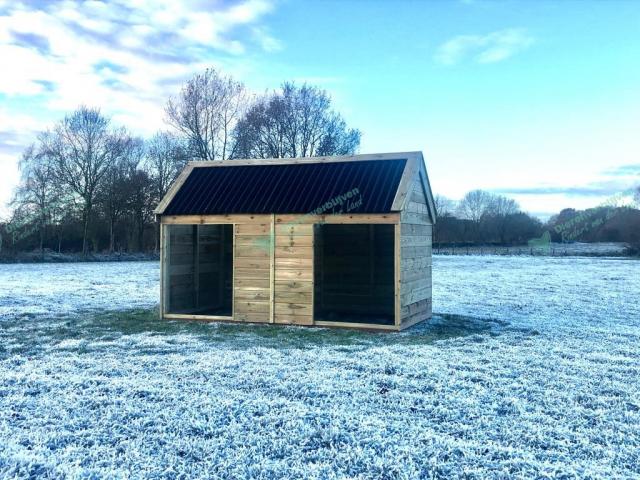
{"left": 154, "top": 152, "right": 436, "bottom": 331}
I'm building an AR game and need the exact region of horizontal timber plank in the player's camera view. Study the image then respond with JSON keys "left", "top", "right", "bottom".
{"left": 274, "top": 245, "right": 313, "bottom": 258}
{"left": 401, "top": 245, "right": 432, "bottom": 259}
{"left": 274, "top": 268, "right": 313, "bottom": 281}
{"left": 314, "top": 321, "right": 399, "bottom": 331}
{"left": 235, "top": 235, "right": 272, "bottom": 247}
{"left": 401, "top": 286, "right": 431, "bottom": 307}
{"left": 401, "top": 298, "right": 432, "bottom": 318}
{"left": 275, "top": 224, "right": 314, "bottom": 236}
{"left": 401, "top": 258, "right": 432, "bottom": 270}
{"left": 164, "top": 313, "right": 234, "bottom": 321}
{"left": 275, "top": 315, "right": 313, "bottom": 326}
{"left": 235, "top": 300, "right": 270, "bottom": 313}
{"left": 187, "top": 152, "right": 421, "bottom": 167}
{"left": 274, "top": 291, "right": 313, "bottom": 303}
{"left": 401, "top": 269, "right": 428, "bottom": 284}
{"left": 274, "top": 280, "right": 313, "bottom": 293}
{"left": 235, "top": 278, "right": 270, "bottom": 289}
{"left": 274, "top": 302, "right": 313, "bottom": 316}
{"left": 400, "top": 236, "right": 432, "bottom": 247}
{"left": 406, "top": 201, "right": 429, "bottom": 215}
{"left": 275, "top": 214, "right": 400, "bottom": 225}
{"left": 234, "top": 257, "right": 270, "bottom": 269}
{"left": 400, "top": 212, "right": 432, "bottom": 225}
{"left": 235, "top": 224, "right": 270, "bottom": 235}
{"left": 275, "top": 257, "right": 313, "bottom": 269}
{"left": 401, "top": 276, "right": 432, "bottom": 292}
{"left": 275, "top": 235, "right": 313, "bottom": 247}
{"left": 234, "top": 289, "right": 270, "bottom": 301}
{"left": 162, "top": 214, "right": 271, "bottom": 224}
{"left": 399, "top": 310, "right": 430, "bottom": 330}
{"left": 235, "top": 245, "right": 270, "bottom": 258}
{"left": 235, "top": 312, "right": 270, "bottom": 323}
{"left": 233, "top": 267, "right": 270, "bottom": 279}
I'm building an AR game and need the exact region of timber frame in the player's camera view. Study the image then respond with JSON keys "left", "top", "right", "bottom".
{"left": 156, "top": 152, "right": 436, "bottom": 332}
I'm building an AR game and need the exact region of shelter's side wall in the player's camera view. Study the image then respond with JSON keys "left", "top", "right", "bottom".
{"left": 273, "top": 221, "right": 314, "bottom": 325}
{"left": 400, "top": 179, "right": 433, "bottom": 329}
{"left": 234, "top": 223, "right": 272, "bottom": 322}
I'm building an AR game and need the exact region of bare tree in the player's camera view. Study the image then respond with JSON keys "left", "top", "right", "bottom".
{"left": 488, "top": 195, "right": 519, "bottom": 217}
{"left": 12, "top": 145, "right": 60, "bottom": 253}
{"left": 145, "top": 132, "right": 189, "bottom": 251}
{"left": 434, "top": 194, "right": 456, "bottom": 218}
{"left": 316, "top": 113, "right": 362, "bottom": 157}
{"left": 231, "top": 82, "right": 360, "bottom": 159}
{"left": 166, "top": 68, "right": 248, "bottom": 161}
{"left": 457, "top": 190, "right": 493, "bottom": 224}
{"left": 125, "top": 165, "right": 153, "bottom": 252}
{"left": 486, "top": 194, "right": 521, "bottom": 244}
{"left": 43, "top": 107, "right": 131, "bottom": 255}
{"left": 98, "top": 136, "right": 144, "bottom": 252}
{"left": 145, "top": 132, "right": 189, "bottom": 202}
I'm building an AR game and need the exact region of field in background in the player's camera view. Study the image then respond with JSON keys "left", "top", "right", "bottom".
{"left": 0, "top": 257, "right": 639, "bottom": 478}
{"left": 434, "top": 241, "right": 628, "bottom": 257}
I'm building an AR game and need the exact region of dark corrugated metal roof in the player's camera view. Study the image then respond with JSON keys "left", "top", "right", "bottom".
{"left": 163, "top": 159, "right": 407, "bottom": 215}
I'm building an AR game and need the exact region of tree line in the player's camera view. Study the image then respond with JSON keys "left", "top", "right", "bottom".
{"left": 2, "top": 65, "right": 637, "bottom": 256}
{"left": 1, "top": 68, "right": 361, "bottom": 256}
{"left": 434, "top": 190, "right": 544, "bottom": 246}
{"left": 434, "top": 188, "right": 640, "bottom": 247}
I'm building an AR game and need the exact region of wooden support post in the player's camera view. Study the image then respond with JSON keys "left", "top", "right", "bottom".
{"left": 394, "top": 223, "right": 401, "bottom": 327}
{"left": 193, "top": 225, "right": 200, "bottom": 309}
{"left": 219, "top": 225, "right": 225, "bottom": 310}
{"left": 270, "top": 214, "right": 275, "bottom": 324}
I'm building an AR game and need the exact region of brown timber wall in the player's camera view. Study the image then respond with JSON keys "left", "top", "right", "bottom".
{"left": 161, "top": 213, "right": 405, "bottom": 330}
{"left": 273, "top": 220, "right": 314, "bottom": 325}
{"left": 399, "top": 177, "right": 433, "bottom": 329}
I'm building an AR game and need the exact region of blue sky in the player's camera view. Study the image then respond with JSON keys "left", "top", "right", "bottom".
{"left": 1, "top": 0, "right": 639, "bottom": 218}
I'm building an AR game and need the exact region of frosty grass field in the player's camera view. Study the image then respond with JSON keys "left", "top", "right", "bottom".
{"left": 0, "top": 256, "right": 639, "bottom": 479}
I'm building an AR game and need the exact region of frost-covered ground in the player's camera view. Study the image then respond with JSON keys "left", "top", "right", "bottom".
{"left": 0, "top": 261, "right": 159, "bottom": 318}
{"left": 0, "top": 257, "right": 639, "bottom": 479}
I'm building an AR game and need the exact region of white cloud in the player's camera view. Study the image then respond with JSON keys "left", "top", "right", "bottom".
{"left": 435, "top": 28, "right": 534, "bottom": 66}
{"left": 0, "top": 0, "right": 281, "bottom": 117}
{"left": 252, "top": 26, "right": 283, "bottom": 53}
{"left": 0, "top": 0, "right": 281, "bottom": 211}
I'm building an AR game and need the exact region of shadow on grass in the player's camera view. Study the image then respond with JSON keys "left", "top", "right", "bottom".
{"left": 1, "top": 308, "right": 509, "bottom": 358}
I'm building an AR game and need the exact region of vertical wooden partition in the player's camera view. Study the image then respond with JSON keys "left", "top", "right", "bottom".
{"left": 233, "top": 222, "right": 272, "bottom": 322}
{"left": 273, "top": 220, "right": 314, "bottom": 325}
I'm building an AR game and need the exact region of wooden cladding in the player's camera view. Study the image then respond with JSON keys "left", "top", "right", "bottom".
{"left": 399, "top": 176, "right": 433, "bottom": 327}
{"left": 273, "top": 219, "right": 313, "bottom": 326}
{"left": 233, "top": 224, "right": 272, "bottom": 323}
{"left": 161, "top": 210, "right": 432, "bottom": 331}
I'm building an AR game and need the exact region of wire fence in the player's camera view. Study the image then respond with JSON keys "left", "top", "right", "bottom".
{"left": 434, "top": 242, "right": 629, "bottom": 257}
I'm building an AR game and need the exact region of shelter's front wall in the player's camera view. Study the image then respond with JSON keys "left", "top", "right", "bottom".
{"left": 161, "top": 213, "right": 402, "bottom": 330}
{"left": 399, "top": 180, "right": 433, "bottom": 329}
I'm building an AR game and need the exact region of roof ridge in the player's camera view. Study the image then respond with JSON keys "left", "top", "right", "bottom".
{"left": 187, "top": 151, "right": 421, "bottom": 168}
